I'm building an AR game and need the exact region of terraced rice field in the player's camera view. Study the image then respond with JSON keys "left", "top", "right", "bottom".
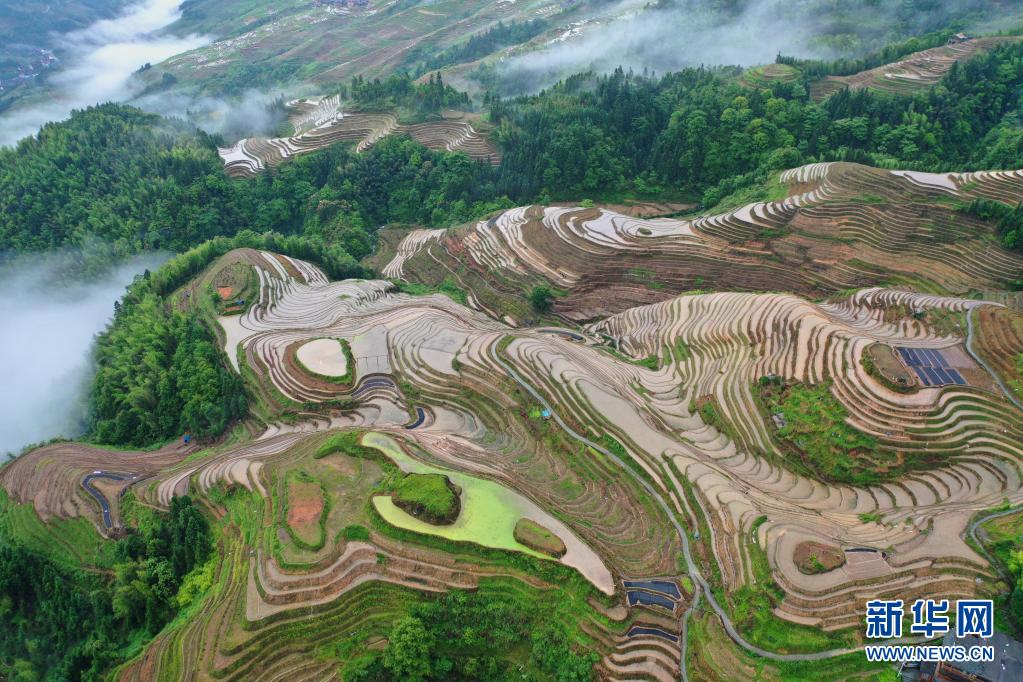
{"left": 810, "top": 37, "right": 1022, "bottom": 100}
{"left": 5, "top": 159, "right": 1023, "bottom": 678}
{"left": 219, "top": 96, "right": 501, "bottom": 177}
{"left": 375, "top": 161, "right": 1023, "bottom": 322}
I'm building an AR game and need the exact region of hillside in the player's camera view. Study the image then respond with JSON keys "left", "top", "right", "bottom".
{"left": 6, "top": 6, "right": 1023, "bottom": 681}
{"left": 142, "top": 0, "right": 602, "bottom": 96}
{"left": 219, "top": 96, "right": 500, "bottom": 177}
{"left": 374, "top": 162, "right": 1023, "bottom": 323}
{"left": 3, "top": 240, "right": 1021, "bottom": 679}
{"left": 0, "top": 1, "right": 127, "bottom": 82}
{"left": 809, "top": 36, "right": 1023, "bottom": 101}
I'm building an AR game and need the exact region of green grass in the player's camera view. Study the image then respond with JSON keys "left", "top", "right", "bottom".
{"left": 688, "top": 611, "right": 896, "bottom": 681}
{"left": 0, "top": 490, "right": 115, "bottom": 569}
{"left": 757, "top": 381, "right": 884, "bottom": 485}
{"left": 392, "top": 473, "right": 460, "bottom": 524}
{"left": 395, "top": 276, "right": 468, "bottom": 306}
{"left": 513, "top": 518, "right": 566, "bottom": 558}
{"left": 726, "top": 525, "right": 860, "bottom": 653}
{"left": 314, "top": 431, "right": 386, "bottom": 461}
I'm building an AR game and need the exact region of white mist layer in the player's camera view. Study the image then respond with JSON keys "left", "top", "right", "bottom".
{"left": 0, "top": 253, "right": 168, "bottom": 455}
{"left": 0, "top": 0, "right": 209, "bottom": 147}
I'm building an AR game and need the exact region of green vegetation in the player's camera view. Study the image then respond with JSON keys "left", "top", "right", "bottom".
{"left": 513, "top": 518, "right": 567, "bottom": 558}
{"left": 90, "top": 286, "right": 247, "bottom": 446}
{"left": 490, "top": 41, "right": 1023, "bottom": 228}
{"left": 0, "top": 490, "right": 115, "bottom": 569}
{"left": 758, "top": 381, "right": 883, "bottom": 485}
{"left": 959, "top": 197, "right": 1023, "bottom": 251}
{"left": 408, "top": 19, "right": 550, "bottom": 76}
{"left": 344, "top": 586, "right": 598, "bottom": 681}
{"left": 777, "top": 28, "right": 958, "bottom": 80}
{"left": 395, "top": 277, "right": 469, "bottom": 306}
{"left": 367, "top": 433, "right": 557, "bottom": 560}
{"left": 392, "top": 473, "right": 461, "bottom": 525}
{"left": 0, "top": 496, "right": 212, "bottom": 680}
{"left": 0, "top": 104, "right": 510, "bottom": 265}
{"left": 728, "top": 519, "right": 858, "bottom": 653}
{"left": 528, "top": 284, "right": 555, "bottom": 313}
{"left": 349, "top": 72, "right": 469, "bottom": 116}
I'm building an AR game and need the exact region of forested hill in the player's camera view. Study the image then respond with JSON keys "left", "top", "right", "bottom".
{"left": 0, "top": 103, "right": 511, "bottom": 268}
{"left": 491, "top": 41, "right": 1023, "bottom": 207}
{"left": 7, "top": 39, "right": 1023, "bottom": 269}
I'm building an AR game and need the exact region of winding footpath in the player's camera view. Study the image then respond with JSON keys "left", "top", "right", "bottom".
{"left": 81, "top": 471, "right": 131, "bottom": 529}
{"left": 965, "top": 306, "right": 1023, "bottom": 412}
{"left": 967, "top": 504, "right": 1023, "bottom": 581}
{"left": 489, "top": 346, "right": 937, "bottom": 679}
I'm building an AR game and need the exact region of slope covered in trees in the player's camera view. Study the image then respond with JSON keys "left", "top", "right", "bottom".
{"left": 490, "top": 41, "right": 1023, "bottom": 211}
{"left": 0, "top": 495, "right": 211, "bottom": 680}
{"left": 0, "top": 104, "right": 509, "bottom": 266}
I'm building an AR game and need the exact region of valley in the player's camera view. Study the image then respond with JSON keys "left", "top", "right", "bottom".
{"left": 3, "top": 3, "right": 1023, "bottom": 681}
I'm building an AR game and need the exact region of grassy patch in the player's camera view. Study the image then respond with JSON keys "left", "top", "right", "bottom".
{"left": 395, "top": 276, "right": 468, "bottom": 306}
{"left": 392, "top": 473, "right": 461, "bottom": 525}
{"left": 757, "top": 381, "right": 886, "bottom": 485}
{"left": 314, "top": 431, "right": 387, "bottom": 461}
{"left": 513, "top": 518, "right": 566, "bottom": 558}
{"left": 0, "top": 490, "right": 115, "bottom": 569}
{"left": 688, "top": 610, "right": 895, "bottom": 681}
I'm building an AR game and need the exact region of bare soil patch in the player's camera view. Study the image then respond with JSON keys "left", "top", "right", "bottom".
{"left": 793, "top": 541, "right": 845, "bottom": 574}
{"left": 866, "top": 343, "right": 916, "bottom": 391}
{"left": 286, "top": 476, "right": 324, "bottom": 543}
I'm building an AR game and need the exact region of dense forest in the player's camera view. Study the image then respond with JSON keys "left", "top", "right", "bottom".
{"left": 344, "top": 590, "right": 597, "bottom": 681}
{"left": 0, "top": 104, "right": 506, "bottom": 265}
{"left": 490, "top": 41, "right": 1023, "bottom": 211}
{"left": 0, "top": 496, "right": 211, "bottom": 679}
{"left": 349, "top": 72, "right": 470, "bottom": 114}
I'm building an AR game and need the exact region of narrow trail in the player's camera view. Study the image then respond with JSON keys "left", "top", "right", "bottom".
{"left": 489, "top": 346, "right": 935, "bottom": 678}
{"left": 81, "top": 471, "right": 131, "bottom": 529}
{"left": 967, "top": 504, "right": 1023, "bottom": 581}
{"left": 965, "top": 306, "right": 1023, "bottom": 412}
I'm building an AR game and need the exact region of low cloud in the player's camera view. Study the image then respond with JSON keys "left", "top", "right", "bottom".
{"left": 494, "top": 0, "right": 1017, "bottom": 94}
{"left": 0, "top": 0, "right": 209, "bottom": 147}
{"left": 0, "top": 251, "right": 168, "bottom": 456}
{"left": 134, "top": 88, "right": 291, "bottom": 142}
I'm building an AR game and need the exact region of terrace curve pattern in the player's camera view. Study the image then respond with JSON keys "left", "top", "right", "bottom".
{"left": 4, "top": 163, "right": 1023, "bottom": 679}
{"left": 811, "top": 36, "right": 1023, "bottom": 100}
{"left": 377, "top": 161, "right": 1023, "bottom": 322}
{"left": 218, "top": 95, "right": 501, "bottom": 178}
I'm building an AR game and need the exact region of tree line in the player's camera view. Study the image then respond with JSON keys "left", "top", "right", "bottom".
{"left": 0, "top": 496, "right": 212, "bottom": 680}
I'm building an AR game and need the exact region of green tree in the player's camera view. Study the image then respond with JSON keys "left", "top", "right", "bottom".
{"left": 529, "top": 285, "right": 555, "bottom": 313}
{"left": 383, "top": 616, "right": 434, "bottom": 682}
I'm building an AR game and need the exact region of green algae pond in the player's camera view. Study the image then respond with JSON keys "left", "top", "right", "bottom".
{"left": 363, "top": 431, "right": 614, "bottom": 594}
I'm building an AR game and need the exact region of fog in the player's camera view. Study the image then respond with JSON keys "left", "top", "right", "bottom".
{"left": 0, "top": 0, "right": 209, "bottom": 147}
{"left": 0, "top": 252, "right": 168, "bottom": 456}
{"left": 495, "top": 0, "right": 1016, "bottom": 94}
{"left": 135, "top": 88, "right": 290, "bottom": 141}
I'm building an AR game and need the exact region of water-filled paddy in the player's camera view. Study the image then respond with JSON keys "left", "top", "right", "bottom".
{"left": 296, "top": 338, "right": 348, "bottom": 376}
{"left": 364, "top": 431, "right": 614, "bottom": 594}
{"left": 622, "top": 579, "right": 681, "bottom": 599}
{"left": 626, "top": 590, "right": 676, "bottom": 611}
